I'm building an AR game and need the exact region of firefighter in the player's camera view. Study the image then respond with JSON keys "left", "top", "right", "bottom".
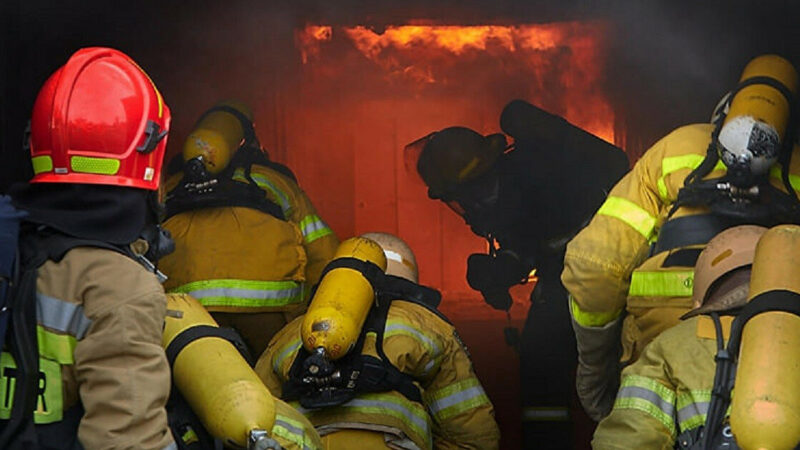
{"left": 254, "top": 233, "right": 501, "bottom": 450}
{"left": 158, "top": 101, "right": 339, "bottom": 357}
{"left": 562, "top": 54, "right": 800, "bottom": 421}
{"left": 593, "top": 224, "right": 800, "bottom": 450}
{"left": 408, "top": 100, "right": 629, "bottom": 447}
{"left": 3, "top": 47, "right": 175, "bottom": 449}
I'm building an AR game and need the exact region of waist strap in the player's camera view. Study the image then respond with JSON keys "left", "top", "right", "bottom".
{"left": 653, "top": 215, "right": 737, "bottom": 255}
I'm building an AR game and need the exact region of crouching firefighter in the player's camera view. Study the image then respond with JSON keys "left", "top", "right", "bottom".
{"left": 1, "top": 47, "right": 176, "bottom": 449}
{"left": 563, "top": 53, "right": 800, "bottom": 422}
{"left": 593, "top": 225, "right": 800, "bottom": 450}
{"left": 255, "top": 234, "right": 500, "bottom": 450}
{"left": 162, "top": 293, "right": 322, "bottom": 450}
{"left": 159, "top": 100, "right": 338, "bottom": 357}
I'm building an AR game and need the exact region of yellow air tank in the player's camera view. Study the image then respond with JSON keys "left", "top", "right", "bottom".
{"left": 301, "top": 237, "right": 387, "bottom": 360}
{"left": 163, "top": 293, "right": 278, "bottom": 449}
{"left": 730, "top": 225, "right": 800, "bottom": 449}
{"left": 718, "top": 55, "right": 799, "bottom": 183}
{"left": 183, "top": 100, "right": 254, "bottom": 174}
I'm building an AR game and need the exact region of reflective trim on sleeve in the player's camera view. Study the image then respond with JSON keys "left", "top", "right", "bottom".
{"left": 273, "top": 414, "right": 319, "bottom": 450}
{"left": 628, "top": 270, "right": 694, "bottom": 297}
{"left": 37, "top": 293, "right": 92, "bottom": 340}
{"left": 162, "top": 442, "right": 179, "bottom": 450}
{"left": 336, "top": 394, "right": 431, "bottom": 448}
{"left": 569, "top": 296, "right": 622, "bottom": 328}
{"left": 657, "top": 155, "right": 726, "bottom": 200}
{"left": 299, "top": 214, "right": 333, "bottom": 244}
{"left": 35, "top": 293, "right": 92, "bottom": 365}
{"left": 170, "top": 279, "right": 305, "bottom": 309}
{"left": 769, "top": 164, "right": 800, "bottom": 194}
{"left": 424, "top": 377, "right": 490, "bottom": 422}
{"left": 596, "top": 196, "right": 657, "bottom": 241}
{"left": 522, "top": 406, "right": 571, "bottom": 422}
{"left": 233, "top": 168, "right": 292, "bottom": 215}
{"left": 273, "top": 338, "right": 302, "bottom": 374}
{"left": 676, "top": 389, "right": 711, "bottom": 432}
{"left": 614, "top": 375, "right": 676, "bottom": 433}
{"left": 384, "top": 320, "right": 442, "bottom": 375}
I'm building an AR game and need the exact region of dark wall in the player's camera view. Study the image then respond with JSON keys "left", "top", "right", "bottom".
{"left": 3, "top": 0, "right": 800, "bottom": 190}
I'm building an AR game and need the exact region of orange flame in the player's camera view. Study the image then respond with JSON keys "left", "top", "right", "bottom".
{"left": 296, "top": 25, "right": 333, "bottom": 64}
{"left": 296, "top": 22, "right": 616, "bottom": 143}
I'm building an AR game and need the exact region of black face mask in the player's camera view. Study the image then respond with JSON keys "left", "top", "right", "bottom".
{"left": 436, "top": 168, "right": 501, "bottom": 237}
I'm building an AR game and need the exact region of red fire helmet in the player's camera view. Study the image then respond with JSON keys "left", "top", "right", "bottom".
{"left": 29, "top": 47, "right": 171, "bottom": 190}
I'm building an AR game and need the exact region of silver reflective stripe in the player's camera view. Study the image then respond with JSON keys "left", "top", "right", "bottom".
{"left": 384, "top": 323, "right": 440, "bottom": 356}
{"left": 188, "top": 285, "right": 302, "bottom": 301}
{"left": 678, "top": 401, "right": 709, "bottom": 430}
{"left": 427, "top": 386, "right": 486, "bottom": 416}
{"left": 617, "top": 385, "right": 675, "bottom": 417}
{"left": 273, "top": 339, "right": 302, "bottom": 373}
{"left": 162, "top": 441, "right": 179, "bottom": 450}
{"left": 346, "top": 398, "right": 429, "bottom": 437}
{"left": 300, "top": 215, "right": 330, "bottom": 238}
{"left": 273, "top": 416, "right": 316, "bottom": 450}
{"left": 36, "top": 293, "right": 92, "bottom": 339}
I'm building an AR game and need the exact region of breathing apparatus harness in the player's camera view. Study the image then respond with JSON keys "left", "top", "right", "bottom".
{"left": 166, "top": 106, "right": 294, "bottom": 221}
{"left": 675, "top": 292, "right": 800, "bottom": 450}
{"left": 670, "top": 77, "right": 800, "bottom": 225}
{"left": 0, "top": 222, "right": 173, "bottom": 449}
{"left": 282, "top": 257, "right": 446, "bottom": 410}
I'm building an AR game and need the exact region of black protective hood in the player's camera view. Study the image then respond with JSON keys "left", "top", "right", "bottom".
{"left": 8, "top": 182, "right": 155, "bottom": 245}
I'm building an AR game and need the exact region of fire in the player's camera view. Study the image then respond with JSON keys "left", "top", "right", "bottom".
{"left": 296, "top": 25, "right": 333, "bottom": 64}
{"left": 296, "top": 22, "right": 617, "bottom": 144}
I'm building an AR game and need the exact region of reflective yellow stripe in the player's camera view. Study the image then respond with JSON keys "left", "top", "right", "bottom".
{"left": 628, "top": 270, "right": 694, "bottom": 297}
{"left": 769, "top": 164, "right": 800, "bottom": 193}
{"left": 657, "top": 155, "right": 726, "bottom": 200}
{"left": 31, "top": 156, "right": 53, "bottom": 174}
{"left": 273, "top": 414, "right": 319, "bottom": 450}
{"left": 596, "top": 196, "right": 657, "bottom": 240}
{"left": 0, "top": 352, "right": 63, "bottom": 424}
{"left": 170, "top": 279, "right": 305, "bottom": 308}
{"left": 569, "top": 296, "right": 621, "bottom": 328}
{"left": 299, "top": 214, "right": 333, "bottom": 244}
{"left": 676, "top": 390, "right": 711, "bottom": 432}
{"left": 424, "top": 377, "right": 490, "bottom": 421}
{"left": 295, "top": 393, "right": 431, "bottom": 448}
{"left": 615, "top": 374, "right": 676, "bottom": 433}
{"left": 37, "top": 326, "right": 76, "bottom": 365}
{"left": 70, "top": 156, "right": 121, "bottom": 175}
{"left": 273, "top": 338, "right": 302, "bottom": 373}
{"left": 232, "top": 168, "right": 291, "bottom": 214}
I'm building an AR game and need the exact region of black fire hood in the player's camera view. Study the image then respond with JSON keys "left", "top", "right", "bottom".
{"left": 8, "top": 182, "right": 156, "bottom": 245}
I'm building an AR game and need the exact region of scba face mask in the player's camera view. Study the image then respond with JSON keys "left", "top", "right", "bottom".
{"left": 716, "top": 55, "right": 798, "bottom": 188}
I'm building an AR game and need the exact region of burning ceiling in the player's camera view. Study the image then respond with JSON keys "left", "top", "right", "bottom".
{"left": 296, "top": 22, "right": 617, "bottom": 144}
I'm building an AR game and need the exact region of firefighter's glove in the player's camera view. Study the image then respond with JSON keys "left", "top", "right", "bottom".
{"left": 467, "top": 251, "right": 528, "bottom": 311}
{"left": 570, "top": 308, "right": 623, "bottom": 422}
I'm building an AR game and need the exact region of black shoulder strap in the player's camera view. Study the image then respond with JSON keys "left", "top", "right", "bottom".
{"left": 359, "top": 294, "right": 423, "bottom": 403}
{"left": 378, "top": 275, "right": 450, "bottom": 324}
{"left": 165, "top": 325, "right": 254, "bottom": 367}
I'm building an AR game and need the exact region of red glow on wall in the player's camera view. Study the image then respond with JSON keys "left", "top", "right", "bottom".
{"left": 288, "top": 22, "right": 617, "bottom": 321}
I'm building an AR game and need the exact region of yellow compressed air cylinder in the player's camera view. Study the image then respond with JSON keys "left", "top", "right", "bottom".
{"left": 719, "top": 55, "right": 799, "bottom": 178}
{"left": 301, "top": 237, "right": 388, "bottom": 360}
{"left": 183, "top": 100, "right": 253, "bottom": 174}
{"left": 163, "top": 293, "right": 276, "bottom": 448}
{"left": 730, "top": 225, "right": 800, "bottom": 450}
